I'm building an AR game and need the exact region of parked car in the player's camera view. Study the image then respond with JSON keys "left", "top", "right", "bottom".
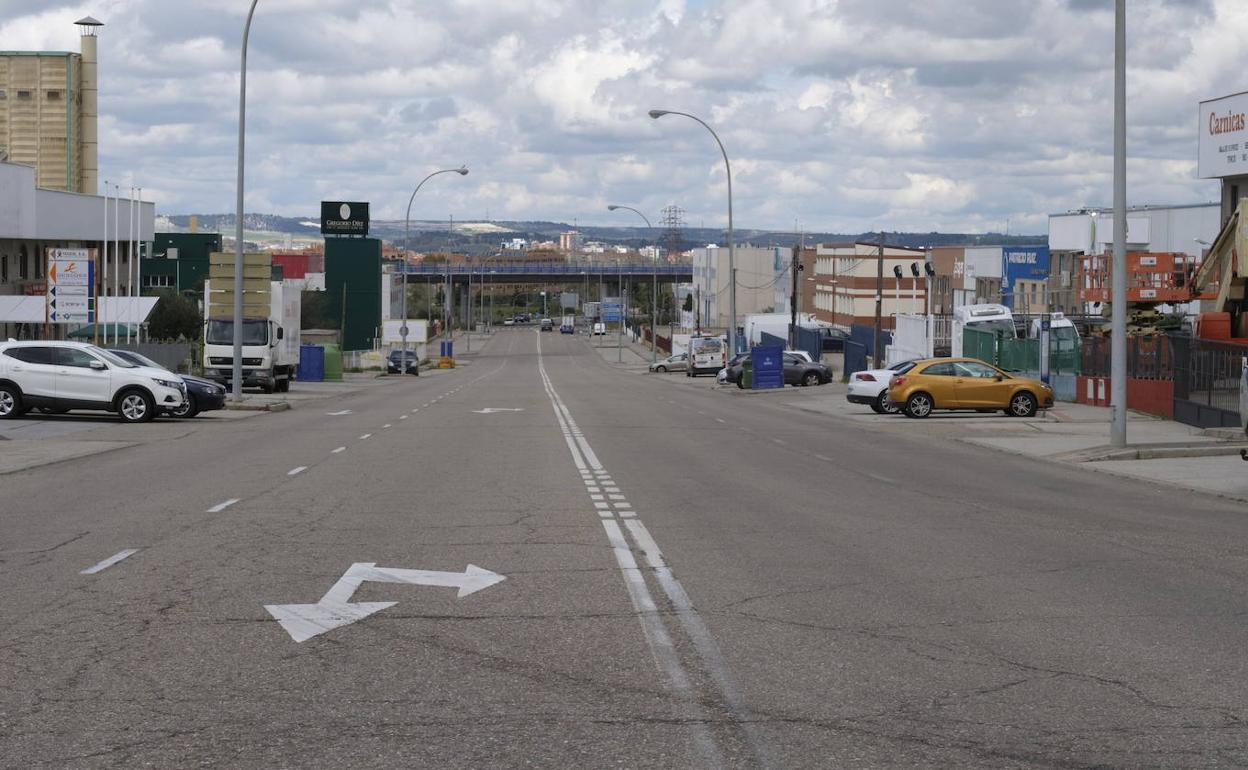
{"left": 540, "top": 318, "right": 554, "bottom": 332}
{"left": 816, "top": 327, "right": 851, "bottom": 353}
{"left": 503, "top": 319, "right": 515, "bottom": 326}
{"left": 386, "top": 349, "right": 421, "bottom": 375}
{"left": 649, "top": 353, "right": 688, "bottom": 373}
{"left": 107, "top": 349, "right": 225, "bottom": 418}
{"left": 887, "top": 357, "right": 1054, "bottom": 419}
{"left": 726, "top": 352, "right": 833, "bottom": 387}
{"left": 0, "top": 341, "right": 186, "bottom": 423}
{"left": 847, "top": 360, "right": 918, "bottom": 414}
{"left": 722, "top": 351, "right": 817, "bottom": 385}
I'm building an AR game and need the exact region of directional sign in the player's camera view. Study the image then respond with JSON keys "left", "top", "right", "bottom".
{"left": 265, "top": 562, "right": 506, "bottom": 642}
{"left": 601, "top": 301, "right": 623, "bottom": 323}
{"left": 47, "top": 255, "right": 95, "bottom": 324}
{"left": 472, "top": 408, "right": 525, "bottom": 414}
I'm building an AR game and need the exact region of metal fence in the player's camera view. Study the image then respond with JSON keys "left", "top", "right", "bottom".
{"left": 843, "top": 340, "right": 868, "bottom": 378}
{"left": 1080, "top": 335, "right": 1174, "bottom": 380}
{"left": 1172, "top": 336, "right": 1247, "bottom": 426}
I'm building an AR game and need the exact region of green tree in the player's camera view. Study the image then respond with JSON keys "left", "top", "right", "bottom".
{"left": 146, "top": 290, "right": 202, "bottom": 341}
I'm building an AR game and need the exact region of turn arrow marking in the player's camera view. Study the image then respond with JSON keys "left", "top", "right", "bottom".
{"left": 265, "top": 562, "right": 506, "bottom": 642}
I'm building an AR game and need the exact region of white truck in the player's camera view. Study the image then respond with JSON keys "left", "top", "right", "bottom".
{"left": 744, "top": 312, "right": 818, "bottom": 346}
{"left": 202, "top": 279, "right": 301, "bottom": 393}
{"left": 951, "top": 303, "right": 1016, "bottom": 357}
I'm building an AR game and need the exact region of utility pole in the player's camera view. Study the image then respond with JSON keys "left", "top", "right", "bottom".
{"left": 1110, "top": 0, "right": 1128, "bottom": 447}
{"left": 873, "top": 231, "right": 885, "bottom": 368}
{"left": 789, "top": 244, "right": 800, "bottom": 349}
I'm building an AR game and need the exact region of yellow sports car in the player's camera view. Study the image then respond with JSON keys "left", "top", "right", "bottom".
{"left": 887, "top": 358, "right": 1054, "bottom": 418}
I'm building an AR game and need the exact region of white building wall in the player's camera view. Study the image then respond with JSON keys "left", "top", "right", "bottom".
{"left": 964, "top": 247, "right": 1003, "bottom": 281}
{"left": 1048, "top": 204, "right": 1221, "bottom": 257}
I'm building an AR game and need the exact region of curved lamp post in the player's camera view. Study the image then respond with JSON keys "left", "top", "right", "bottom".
{"left": 231, "top": 0, "right": 260, "bottom": 401}
{"left": 607, "top": 204, "right": 657, "bottom": 362}
{"left": 648, "top": 108, "right": 735, "bottom": 354}
{"left": 403, "top": 166, "right": 468, "bottom": 373}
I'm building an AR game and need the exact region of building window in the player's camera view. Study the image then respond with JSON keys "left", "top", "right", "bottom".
{"left": 16, "top": 90, "right": 31, "bottom": 99}
{"left": 19, "top": 248, "right": 28, "bottom": 280}
{"left": 1, "top": 254, "right": 6, "bottom": 283}
{"left": 143, "top": 274, "right": 173, "bottom": 288}
{"left": 46, "top": 90, "right": 61, "bottom": 100}
{"left": 0, "top": 89, "right": 6, "bottom": 100}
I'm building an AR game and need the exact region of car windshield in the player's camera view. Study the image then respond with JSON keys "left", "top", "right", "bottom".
{"left": 889, "top": 361, "right": 917, "bottom": 374}
{"left": 89, "top": 346, "right": 137, "bottom": 368}
{"left": 967, "top": 319, "right": 1016, "bottom": 338}
{"left": 1053, "top": 326, "right": 1079, "bottom": 341}
{"left": 110, "top": 350, "right": 167, "bottom": 371}
{"left": 206, "top": 319, "right": 268, "bottom": 346}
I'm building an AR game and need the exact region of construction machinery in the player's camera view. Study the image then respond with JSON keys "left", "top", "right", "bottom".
{"left": 1191, "top": 199, "right": 1248, "bottom": 343}
{"left": 1080, "top": 250, "right": 1215, "bottom": 335}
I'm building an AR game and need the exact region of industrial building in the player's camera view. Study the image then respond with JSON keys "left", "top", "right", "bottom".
{"left": 0, "top": 16, "right": 101, "bottom": 194}
{"left": 690, "top": 244, "right": 777, "bottom": 329}
{"left": 810, "top": 242, "right": 927, "bottom": 330}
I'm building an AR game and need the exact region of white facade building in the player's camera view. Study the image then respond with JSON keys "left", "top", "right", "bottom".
{"left": 0, "top": 160, "right": 154, "bottom": 339}
{"left": 1048, "top": 203, "right": 1221, "bottom": 257}
{"left": 690, "top": 244, "right": 777, "bottom": 329}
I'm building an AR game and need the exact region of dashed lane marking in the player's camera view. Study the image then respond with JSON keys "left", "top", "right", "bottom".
{"left": 360, "top": 434, "right": 372, "bottom": 440}
{"left": 207, "top": 499, "right": 240, "bottom": 513}
{"left": 332, "top": 447, "right": 347, "bottom": 454}
{"left": 288, "top": 466, "right": 307, "bottom": 476}
{"left": 80, "top": 549, "right": 138, "bottom": 575}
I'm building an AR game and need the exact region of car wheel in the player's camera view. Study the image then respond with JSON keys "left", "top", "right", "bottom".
{"left": 0, "top": 384, "right": 22, "bottom": 419}
{"left": 904, "top": 392, "right": 934, "bottom": 419}
{"left": 869, "top": 401, "right": 885, "bottom": 414}
{"left": 876, "top": 390, "right": 900, "bottom": 414}
{"left": 736, "top": 377, "right": 745, "bottom": 390}
{"left": 117, "top": 389, "right": 155, "bottom": 423}
{"left": 1009, "top": 391, "right": 1038, "bottom": 418}
{"left": 655, "top": 365, "right": 666, "bottom": 373}
{"left": 171, "top": 394, "right": 199, "bottom": 419}
{"left": 802, "top": 371, "right": 820, "bottom": 387}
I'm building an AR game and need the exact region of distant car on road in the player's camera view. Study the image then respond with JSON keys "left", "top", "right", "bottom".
{"left": 847, "top": 360, "right": 917, "bottom": 414}
{"left": 540, "top": 318, "right": 554, "bottom": 332}
{"left": 592, "top": 322, "right": 606, "bottom": 336}
{"left": 649, "top": 353, "right": 688, "bottom": 373}
{"left": 503, "top": 319, "right": 515, "bottom": 326}
{"left": 386, "top": 349, "right": 420, "bottom": 375}
{"left": 887, "top": 357, "right": 1054, "bottom": 418}
{"left": 107, "top": 349, "right": 225, "bottom": 418}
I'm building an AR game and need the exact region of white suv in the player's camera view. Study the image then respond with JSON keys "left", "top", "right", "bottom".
{"left": 0, "top": 341, "right": 186, "bottom": 423}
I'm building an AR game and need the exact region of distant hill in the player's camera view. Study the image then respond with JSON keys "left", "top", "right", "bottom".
{"left": 162, "top": 214, "right": 1048, "bottom": 251}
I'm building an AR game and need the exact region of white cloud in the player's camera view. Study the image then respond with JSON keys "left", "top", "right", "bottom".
{"left": 3, "top": 0, "right": 1234, "bottom": 233}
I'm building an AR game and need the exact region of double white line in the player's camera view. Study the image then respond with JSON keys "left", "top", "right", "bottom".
{"left": 536, "top": 333, "right": 772, "bottom": 769}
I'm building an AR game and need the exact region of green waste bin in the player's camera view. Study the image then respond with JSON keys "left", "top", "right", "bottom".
{"left": 739, "top": 358, "right": 753, "bottom": 389}
{"left": 322, "top": 343, "right": 344, "bottom": 382}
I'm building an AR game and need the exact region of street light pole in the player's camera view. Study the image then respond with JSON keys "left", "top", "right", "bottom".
{"left": 231, "top": 0, "right": 259, "bottom": 402}
{"left": 607, "top": 204, "right": 656, "bottom": 362}
{"left": 649, "top": 109, "right": 735, "bottom": 354}
{"left": 1110, "top": 0, "right": 1128, "bottom": 447}
{"left": 403, "top": 166, "right": 468, "bottom": 374}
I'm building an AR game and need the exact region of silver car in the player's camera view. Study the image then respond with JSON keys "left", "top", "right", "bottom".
{"left": 649, "top": 353, "right": 688, "bottom": 373}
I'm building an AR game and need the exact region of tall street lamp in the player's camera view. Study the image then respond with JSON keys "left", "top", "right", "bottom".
{"left": 649, "top": 108, "right": 735, "bottom": 354}
{"left": 231, "top": 0, "right": 259, "bottom": 402}
{"left": 607, "top": 204, "right": 658, "bottom": 362}
{"left": 403, "top": 166, "right": 468, "bottom": 373}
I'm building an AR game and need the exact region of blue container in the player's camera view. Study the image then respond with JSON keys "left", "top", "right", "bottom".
{"left": 298, "top": 344, "right": 324, "bottom": 382}
{"left": 440, "top": 340, "right": 454, "bottom": 358}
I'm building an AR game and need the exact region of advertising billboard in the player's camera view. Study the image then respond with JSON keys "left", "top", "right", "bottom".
{"left": 1199, "top": 91, "right": 1248, "bottom": 179}
{"left": 320, "top": 201, "right": 370, "bottom": 236}
{"left": 1001, "top": 246, "right": 1050, "bottom": 310}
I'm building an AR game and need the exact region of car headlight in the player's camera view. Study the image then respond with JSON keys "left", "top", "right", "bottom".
{"left": 151, "top": 377, "right": 181, "bottom": 389}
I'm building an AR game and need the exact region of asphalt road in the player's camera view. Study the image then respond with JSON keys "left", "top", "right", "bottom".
{"left": 3, "top": 328, "right": 1248, "bottom": 769}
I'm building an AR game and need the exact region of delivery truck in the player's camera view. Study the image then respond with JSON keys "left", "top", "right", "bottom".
{"left": 202, "top": 279, "right": 301, "bottom": 393}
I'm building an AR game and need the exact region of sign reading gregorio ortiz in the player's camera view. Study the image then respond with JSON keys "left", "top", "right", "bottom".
{"left": 320, "top": 201, "right": 370, "bottom": 236}
{"left": 1199, "top": 92, "right": 1248, "bottom": 179}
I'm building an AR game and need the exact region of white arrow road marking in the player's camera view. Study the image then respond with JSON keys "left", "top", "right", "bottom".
{"left": 326, "top": 410, "right": 353, "bottom": 416}
{"left": 80, "top": 549, "right": 138, "bottom": 575}
{"left": 472, "top": 408, "right": 525, "bottom": 414}
{"left": 265, "top": 562, "right": 506, "bottom": 643}
{"left": 207, "top": 498, "right": 240, "bottom": 513}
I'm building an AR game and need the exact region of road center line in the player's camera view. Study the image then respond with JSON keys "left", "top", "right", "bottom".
{"left": 80, "top": 549, "right": 139, "bottom": 575}
{"left": 331, "top": 447, "right": 347, "bottom": 454}
{"left": 207, "top": 498, "right": 240, "bottom": 513}
{"left": 360, "top": 434, "right": 372, "bottom": 440}
{"left": 288, "top": 466, "right": 307, "bottom": 476}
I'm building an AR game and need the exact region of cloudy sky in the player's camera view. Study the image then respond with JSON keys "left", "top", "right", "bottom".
{"left": 4, "top": 0, "right": 1244, "bottom": 234}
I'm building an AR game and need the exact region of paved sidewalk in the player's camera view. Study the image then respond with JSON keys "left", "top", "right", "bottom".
{"left": 724, "top": 382, "right": 1248, "bottom": 502}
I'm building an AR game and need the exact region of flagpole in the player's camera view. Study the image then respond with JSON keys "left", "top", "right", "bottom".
{"left": 112, "top": 182, "right": 119, "bottom": 345}
{"left": 97, "top": 179, "right": 107, "bottom": 347}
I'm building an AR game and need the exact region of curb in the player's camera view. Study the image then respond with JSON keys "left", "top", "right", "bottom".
{"left": 223, "top": 401, "right": 291, "bottom": 412}
{"left": 1077, "top": 443, "right": 1248, "bottom": 462}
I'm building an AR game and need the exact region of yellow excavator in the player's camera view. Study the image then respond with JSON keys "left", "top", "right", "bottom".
{"left": 1191, "top": 199, "right": 1248, "bottom": 340}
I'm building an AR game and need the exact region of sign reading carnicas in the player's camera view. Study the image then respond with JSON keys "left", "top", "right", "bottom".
{"left": 1199, "top": 91, "right": 1248, "bottom": 179}
{"left": 320, "top": 201, "right": 370, "bottom": 236}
